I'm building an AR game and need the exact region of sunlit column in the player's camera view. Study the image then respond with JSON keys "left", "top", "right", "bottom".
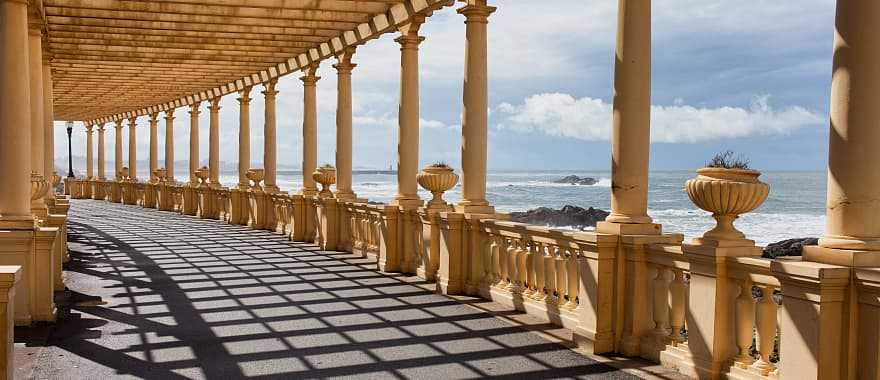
{"left": 817, "top": 0, "right": 880, "bottom": 253}
{"left": 97, "top": 124, "right": 106, "bottom": 179}
{"left": 128, "top": 116, "right": 137, "bottom": 181}
{"left": 0, "top": 0, "right": 32, "bottom": 224}
{"left": 393, "top": 18, "right": 425, "bottom": 206}
{"left": 238, "top": 87, "right": 252, "bottom": 189}
{"left": 85, "top": 126, "right": 94, "bottom": 179}
{"left": 334, "top": 47, "right": 357, "bottom": 200}
{"left": 164, "top": 110, "right": 175, "bottom": 181}
{"left": 28, "top": 27, "right": 47, "bottom": 214}
{"left": 114, "top": 120, "right": 123, "bottom": 179}
{"left": 149, "top": 113, "right": 159, "bottom": 181}
{"left": 209, "top": 98, "right": 221, "bottom": 187}
{"left": 300, "top": 65, "right": 320, "bottom": 196}
{"left": 604, "top": 0, "right": 653, "bottom": 225}
{"left": 42, "top": 63, "right": 54, "bottom": 189}
{"left": 457, "top": 1, "right": 496, "bottom": 214}
{"left": 263, "top": 79, "right": 279, "bottom": 192}
{"left": 189, "top": 102, "right": 201, "bottom": 184}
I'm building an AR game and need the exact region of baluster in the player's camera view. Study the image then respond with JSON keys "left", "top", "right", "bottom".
{"left": 734, "top": 280, "right": 755, "bottom": 367}
{"left": 532, "top": 243, "right": 545, "bottom": 300}
{"left": 750, "top": 285, "right": 778, "bottom": 375}
{"left": 516, "top": 239, "right": 527, "bottom": 293}
{"left": 543, "top": 245, "right": 557, "bottom": 302}
{"left": 564, "top": 249, "right": 579, "bottom": 309}
{"left": 668, "top": 269, "right": 686, "bottom": 344}
{"left": 488, "top": 236, "right": 499, "bottom": 284}
{"left": 554, "top": 247, "right": 567, "bottom": 306}
{"left": 502, "top": 239, "right": 514, "bottom": 290}
{"left": 523, "top": 241, "right": 535, "bottom": 297}
{"left": 652, "top": 265, "right": 671, "bottom": 338}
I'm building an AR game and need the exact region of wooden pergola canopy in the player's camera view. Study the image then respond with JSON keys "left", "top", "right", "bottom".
{"left": 36, "top": 0, "right": 452, "bottom": 124}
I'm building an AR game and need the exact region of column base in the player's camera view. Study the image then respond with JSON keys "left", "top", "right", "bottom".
{"left": 596, "top": 221, "right": 662, "bottom": 235}
{"left": 454, "top": 200, "right": 495, "bottom": 215}
{"left": 803, "top": 245, "right": 880, "bottom": 267}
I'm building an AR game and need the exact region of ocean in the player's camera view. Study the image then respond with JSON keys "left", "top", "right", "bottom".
{"left": 186, "top": 170, "right": 825, "bottom": 246}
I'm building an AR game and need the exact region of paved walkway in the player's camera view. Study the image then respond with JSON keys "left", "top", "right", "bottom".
{"left": 21, "top": 200, "right": 637, "bottom": 379}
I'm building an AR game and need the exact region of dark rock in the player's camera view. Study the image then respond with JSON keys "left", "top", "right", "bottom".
{"left": 554, "top": 175, "right": 598, "bottom": 186}
{"left": 762, "top": 237, "right": 818, "bottom": 259}
{"left": 509, "top": 205, "right": 609, "bottom": 230}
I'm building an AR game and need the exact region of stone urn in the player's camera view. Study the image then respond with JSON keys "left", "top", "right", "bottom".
{"left": 120, "top": 167, "right": 130, "bottom": 181}
{"left": 52, "top": 172, "right": 61, "bottom": 188}
{"left": 685, "top": 167, "right": 769, "bottom": 246}
{"left": 155, "top": 168, "right": 167, "bottom": 183}
{"left": 30, "top": 172, "right": 49, "bottom": 201}
{"left": 417, "top": 164, "right": 458, "bottom": 209}
{"left": 312, "top": 165, "right": 337, "bottom": 197}
{"left": 195, "top": 166, "right": 210, "bottom": 187}
{"left": 246, "top": 168, "right": 265, "bottom": 190}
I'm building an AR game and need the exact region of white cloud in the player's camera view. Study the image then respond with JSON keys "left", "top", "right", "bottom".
{"left": 497, "top": 93, "right": 823, "bottom": 143}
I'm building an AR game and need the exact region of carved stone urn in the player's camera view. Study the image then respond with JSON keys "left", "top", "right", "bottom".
{"left": 155, "top": 168, "right": 167, "bottom": 183}
{"left": 195, "top": 166, "right": 210, "bottom": 187}
{"left": 246, "top": 168, "right": 265, "bottom": 191}
{"left": 120, "top": 167, "right": 130, "bottom": 181}
{"left": 312, "top": 165, "right": 337, "bottom": 197}
{"left": 52, "top": 172, "right": 61, "bottom": 188}
{"left": 417, "top": 164, "right": 458, "bottom": 210}
{"left": 685, "top": 167, "right": 769, "bottom": 246}
{"left": 31, "top": 172, "right": 49, "bottom": 201}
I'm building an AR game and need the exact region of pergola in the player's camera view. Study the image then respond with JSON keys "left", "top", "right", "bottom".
{"left": 2, "top": 0, "right": 880, "bottom": 379}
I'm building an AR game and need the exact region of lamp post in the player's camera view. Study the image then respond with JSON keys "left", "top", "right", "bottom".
{"left": 66, "top": 121, "right": 74, "bottom": 178}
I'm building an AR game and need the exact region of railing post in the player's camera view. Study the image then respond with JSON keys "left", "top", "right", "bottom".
{"left": 0, "top": 266, "right": 21, "bottom": 380}
{"left": 438, "top": 212, "right": 465, "bottom": 294}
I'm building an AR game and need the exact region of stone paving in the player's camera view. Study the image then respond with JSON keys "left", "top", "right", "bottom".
{"left": 21, "top": 200, "right": 637, "bottom": 379}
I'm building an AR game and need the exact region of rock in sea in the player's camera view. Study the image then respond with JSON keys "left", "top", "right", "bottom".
{"left": 762, "top": 237, "right": 818, "bottom": 259}
{"left": 554, "top": 175, "right": 598, "bottom": 186}
{"left": 509, "top": 205, "right": 609, "bottom": 230}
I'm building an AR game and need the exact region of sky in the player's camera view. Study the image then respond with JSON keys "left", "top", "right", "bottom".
{"left": 54, "top": 0, "right": 836, "bottom": 174}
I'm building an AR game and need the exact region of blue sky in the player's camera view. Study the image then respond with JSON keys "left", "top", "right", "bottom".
{"left": 55, "top": 0, "right": 836, "bottom": 173}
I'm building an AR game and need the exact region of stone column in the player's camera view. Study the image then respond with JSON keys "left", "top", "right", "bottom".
{"left": 42, "top": 63, "right": 54, "bottom": 191}
{"left": 85, "top": 126, "right": 94, "bottom": 179}
{"left": 149, "top": 113, "right": 159, "bottom": 181}
{"left": 208, "top": 98, "right": 221, "bottom": 187}
{"left": 812, "top": 0, "right": 880, "bottom": 258}
{"left": 457, "top": 2, "right": 495, "bottom": 214}
{"left": 127, "top": 117, "right": 137, "bottom": 181}
{"left": 189, "top": 102, "right": 201, "bottom": 184}
{"left": 164, "top": 110, "right": 175, "bottom": 181}
{"left": 393, "top": 18, "right": 425, "bottom": 206}
{"left": 97, "top": 124, "right": 106, "bottom": 179}
{"left": 114, "top": 120, "right": 123, "bottom": 179}
{"left": 334, "top": 47, "right": 357, "bottom": 200}
{"left": 237, "top": 87, "right": 252, "bottom": 189}
{"left": 0, "top": 0, "right": 32, "bottom": 227}
{"left": 300, "top": 65, "right": 320, "bottom": 196}
{"left": 602, "top": 0, "right": 655, "bottom": 229}
{"left": 263, "top": 79, "right": 279, "bottom": 192}
{"left": 28, "top": 27, "right": 47, "bottom": 216}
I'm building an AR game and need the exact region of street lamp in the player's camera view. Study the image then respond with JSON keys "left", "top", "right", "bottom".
{"left": 66, "top": 121, "right": 74, "bottom": 178}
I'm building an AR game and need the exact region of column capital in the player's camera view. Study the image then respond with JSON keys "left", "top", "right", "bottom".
{"left": 300, "top": 64, "right": 321, "bottom": 85}
{"left": 189, "top": 101, "right": 202, "bottom": 116}
{"left": 397, "top": 15, "right": 426, "bottom": 37}
{"left": 149, "top": 112, "right": 160, "bottom": 123}
{"left": 85, "top": 125, "right": 94, "bottom": 134}
{"left": 164, "top": 110, "right": 175, "bottom": 121}
{"left": 262, "top": 79, "right": 279, "bottom": 97}
{"left": 238, "top": 87, "right": 252, "bottom": 105}
{"left": 114, "top": 120, "right": 124, "bottom": 129}
{"left": 333, "top": 47, "right": 357, "bottom": 73}
{"left": 458, "top": 3, "right": 496, "bottom": 23}
{"left": 97, "top": 123, "right": 106, "bottom": 133}
{"left": 128, "top": 116, "right": 137, "bottom": 128}
{"left": 209, "top": 97, "right": 222, "bottom": 111}
{"left": 395, "top": 34, "right": 426, "bottom": 48}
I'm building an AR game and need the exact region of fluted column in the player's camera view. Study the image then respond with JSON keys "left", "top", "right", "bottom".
{"left": 189, "top": 102, "right": 201, "bottom": 184}
{"left": 127, "top": 117, "right": 137, "bottom": 181}
{"left": 815, "top": 0, "right": 880, "bottom": 255}
{"left": 603, "top": 0, "right": 653, "bottom": 226}
{"left": 149, "top": 113, "right": 159, "bottom": 181}
{"left": 28, "top": 27, "right": 47, "bottom": 215}
{"left": 238, "top": 87, "right": 252, "bottom": 189}
{"left": 164, "top": 111, "right": 175, "bottom": 181}
{"left": 85, "top": 126, "right": 94, "bottom": 179}
{"left": 393, "top": 18, "right": 426, "bottom": 206}
{"left": 334, "top": 48, "right": 357, "bottom": 200}
{"left": 0, "top": 0, "right": 32, "bottom": 225}
{"left": 42, "top": 62, "right": 54, "bottom": 190}
{"left": 208, "top": 98, "right": 221, "bottom": 187}
{"left": 300, "top": 65, "right": 320, "bottom": 196}
{"left": 263, "top": 79, "right": 279, "bottom": 192}
{"left": 97, "top": 124, "right": 106, "bottom": 179}
{"left": 114, "top": 120, "right": 123, "bottom": 179}
{"left": 457, "top": 2, "right": 496, "bottom": 214}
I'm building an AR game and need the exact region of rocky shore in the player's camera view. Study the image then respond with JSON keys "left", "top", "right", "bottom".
{"left": 762, "top": 237, "right": 818, "bottom": 258}
{"left": 510, "top": 205, "right": 609, "bottom": 230}
{"left": 554, "top": 175, "right": 597, "bottom": 186}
